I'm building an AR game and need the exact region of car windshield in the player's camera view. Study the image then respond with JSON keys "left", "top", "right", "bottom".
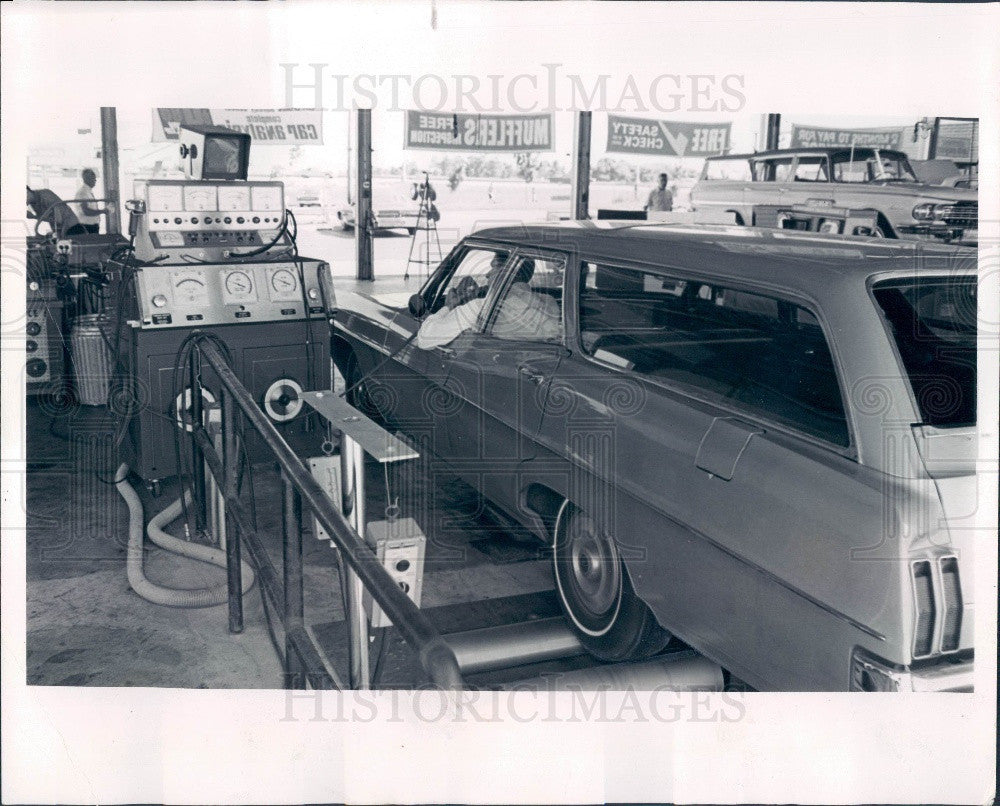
{"left": 831, "top": 149, "right": 919, "bottom": 183}
{"left": 872, "top": 276, "right": 977, "bottom": 427}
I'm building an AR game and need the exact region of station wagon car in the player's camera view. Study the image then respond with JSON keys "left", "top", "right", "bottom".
{"left": 332, "top": 222, "right": 977, "bottom": 691}
{"left": 690, "top": 147, "right": 978, "bottom": 243}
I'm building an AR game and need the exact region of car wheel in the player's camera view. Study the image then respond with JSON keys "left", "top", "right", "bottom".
{"left": 553, "top": 503, "right": 672, "bottom": 662}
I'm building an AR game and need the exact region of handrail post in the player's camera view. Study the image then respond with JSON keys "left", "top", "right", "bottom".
{"left": 340, "top": 434, "right": 371, "bottom": 689}
{"left": 189, "top": 347, "right": 207, "bottom": 534}
{"left": 222, "top": 390, "right": 244, "bottom": 634}
{"left": 282, "top": 473, "right": 305, "bottom": 688}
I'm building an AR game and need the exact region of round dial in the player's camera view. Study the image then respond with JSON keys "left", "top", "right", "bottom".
{"left": 151, "top": 294, "right": 168, "bottom": 308}
{"left": 270, "top": 269, "right": 297, "bottom": 294}
{"left": 172, "top": 270, "right": 207, "bottom": 305}
{"left": 224, "top": 270, "right": 254, "bottom": 297}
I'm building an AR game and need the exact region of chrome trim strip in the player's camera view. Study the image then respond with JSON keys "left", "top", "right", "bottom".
{"left": 937, "top": 555, "right": 963, "bottom": 655}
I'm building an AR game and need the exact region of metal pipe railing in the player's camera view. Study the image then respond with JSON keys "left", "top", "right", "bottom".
{"left": 191, "top": 337, "right": 465, "bottom": 690}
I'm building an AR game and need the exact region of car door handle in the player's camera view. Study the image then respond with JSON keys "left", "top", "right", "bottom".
{"left": 518, "top": 365, "right": 546, "bottom": 385}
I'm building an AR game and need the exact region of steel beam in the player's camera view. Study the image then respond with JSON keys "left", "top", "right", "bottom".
{"left": 571, "top": 111, "right": 592, "bottom": 220}
{"left": 355, "top": 109, "right": 374, "bottom": 281}
{"left": 99, "top": 107, "right": 122, "bottom": 235}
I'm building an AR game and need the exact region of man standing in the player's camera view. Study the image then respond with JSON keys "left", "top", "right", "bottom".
{"left": 73, "top": 169, "right": 104, "bottom": 234}
{"left": 644, "top": 172, "right": 673, "bottom": 212}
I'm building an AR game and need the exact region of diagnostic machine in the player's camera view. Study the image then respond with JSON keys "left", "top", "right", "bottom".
{"left": 124, "top": 125, "right": 336, "bottom": 484}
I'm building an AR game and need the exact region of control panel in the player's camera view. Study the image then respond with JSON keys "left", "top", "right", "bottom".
{"left": 133, "top": 180, "right": 286, "bottom": 262}
{"left": 134, "top": 259, "right": 333, "bottom": 328}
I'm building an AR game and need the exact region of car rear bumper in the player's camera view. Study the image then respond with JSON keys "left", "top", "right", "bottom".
{"left": 851, "top": 648, "right": 974, "bottom": 692}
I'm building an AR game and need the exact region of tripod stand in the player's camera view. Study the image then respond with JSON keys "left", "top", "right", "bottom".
{"left": 405, "top": 172, "right": 443, "bottom": 281}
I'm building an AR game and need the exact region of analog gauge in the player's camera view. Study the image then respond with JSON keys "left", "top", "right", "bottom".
{"left": 183, "top": 185, "right": 218, "bottom": 212}
{"left": 147, "top": 184, "right": 184, "bottom": 212}
{"left": 251, "top": 185, "right": 283, "bottom": 211}
{"left": 270, "top": 268, "right": 298, "bottom": 294}
{"left": 218, "top": 185, "right": 252, "bottom": 211}
{"left": 223, "top": 270, "right": 256, "bottom": 302}
{"left": 172, "top": 270, "right": 208, "bottom": 306}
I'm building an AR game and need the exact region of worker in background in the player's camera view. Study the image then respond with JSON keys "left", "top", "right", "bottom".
{"left": 644, "top": 172, "right": 674, "bottom": 212}
{"left": 27, "top": 186, "right": 82, "bottom": 236}
{"left": 73, "top": 169, "right": 105, "bottom": 234}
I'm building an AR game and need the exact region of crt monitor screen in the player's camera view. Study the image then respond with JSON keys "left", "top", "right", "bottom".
{"left": 202, "top": 135, "right": 249, "bottom": 179}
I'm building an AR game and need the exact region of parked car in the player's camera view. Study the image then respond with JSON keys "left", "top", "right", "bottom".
{"left": 337, "top": 199, "right": 422, "bottom": 234}
{"left": 690, "top": 147, "right": 977, "bottom": 243}
{"left": 332, "top": 222, "right": 977, "bottom": 691}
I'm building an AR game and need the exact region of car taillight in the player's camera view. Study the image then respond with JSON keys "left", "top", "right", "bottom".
{"left": 911, "top": 561, "right": 936, "bottom": 658}
{"left": 939, "top": 556, "right": 962, "bottom": 652}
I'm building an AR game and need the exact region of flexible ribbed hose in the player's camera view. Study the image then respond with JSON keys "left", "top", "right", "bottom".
{"left": 115, "top": 463, "right": 255, "bottom": 607}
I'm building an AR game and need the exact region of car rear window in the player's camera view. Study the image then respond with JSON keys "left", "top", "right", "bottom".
{"left": 579, "top": 263, "right": 850, "bottom": 446}
{"left": 872, "top": 277, "right": 977, "bottom": 427}
{"left": 702, "top": 158, "right": 752, "bottom": 181}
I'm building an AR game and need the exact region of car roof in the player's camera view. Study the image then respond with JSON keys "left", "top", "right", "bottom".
{"left": 468, "top": 222, "right": 975, "bottom": 299}
{"left": 706, "top": 147, "right": 908, "bottom": 160}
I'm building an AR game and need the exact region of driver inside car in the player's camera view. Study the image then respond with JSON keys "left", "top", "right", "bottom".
{"left": 416, "top": 252, "right": 560, "bottom": 349}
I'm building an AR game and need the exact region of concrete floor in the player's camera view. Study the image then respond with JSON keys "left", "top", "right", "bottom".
{"left": 24, "top": 397, "right": 554, "bottom": 689}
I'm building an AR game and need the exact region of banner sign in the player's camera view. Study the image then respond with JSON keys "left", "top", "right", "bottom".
{"left": 153, "top": 109, "right": 323, "bottom": 144}
{"left": 789, "top": 125, "right": 905, "bottom": 150}
{"left": 404, "top": 111, "right": 553, "bottom": 152}
{"left": 606, "top": 116, "right": 731, "bottom": 157}
{"left": 934, "top": 120, "right": 978, "bottom": 162}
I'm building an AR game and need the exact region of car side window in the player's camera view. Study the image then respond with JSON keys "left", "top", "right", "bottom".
{"left": 578, "top": 262, "right": 849, "bottom": 447}
{"left": 428, "top": 247, "right": 509, "bottom": 314}
{"left": 486, "top": 254, "right": 564, "bottom": 342}
{"left": 703, "top": 158, "right": 752, "bottom": 181}
{"left": 793, "top": 157, "right": 829, "bottom": 182}
{"left": 753, "top": 158, "right": 794, "bottom": 182}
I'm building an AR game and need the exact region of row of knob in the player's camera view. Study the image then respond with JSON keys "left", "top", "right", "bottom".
{"left": 152, "top": 216, "right": 278, "bottom": 225}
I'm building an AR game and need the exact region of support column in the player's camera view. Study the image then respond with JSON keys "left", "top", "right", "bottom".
{"left": 762, "top": 113, "right": 781, "bottom": 151}
{"left": 926, "top": 117, "right": 941, "bottom": 160}
{"left": 100, "top": 107, "right": 122, "bottom": 235}
{"left": 571, "top": 111, "right": 592, "bottom": 220}
{"left": 355, "top": 108, "right": 374, "bottom": 281}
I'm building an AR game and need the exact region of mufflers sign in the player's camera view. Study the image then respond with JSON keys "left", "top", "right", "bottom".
{"left": 404, "top": 111, "right": 553, "bottom": 151}
{"left": 606, "top": 115, "right": 731, "bottom": 157}
{"left": 154, "top": 109, "right": 323, "bottom": 144}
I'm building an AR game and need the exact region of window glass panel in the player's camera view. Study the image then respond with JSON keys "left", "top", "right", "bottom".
{"left": 752, "top": 158, "right": 794, "bottom": 182}
{"left": 579, "top": 262, "right": 849, "bottom": 445}
{"left": 430, "top": 247, "right": 509, "bottom": 314}
{"left": 793, "top": 157, "right": 828, "bottom": 182}
{"left": 703, "top": 158, "right": 752, "bottom": 181}
{"left": 872, "top": 277, "right": 976, "bottom": 427}
{"left": 488, "top": 255, "right": 564, "bottom": 342}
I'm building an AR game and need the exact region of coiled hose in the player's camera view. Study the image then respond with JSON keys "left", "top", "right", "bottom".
{"left": 115, "top": 463, "right": 255, "bottom": 607}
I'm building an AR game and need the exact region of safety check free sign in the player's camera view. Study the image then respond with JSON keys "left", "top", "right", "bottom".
{"left": 606, "top": 115, "right": 731, "bottom": 157}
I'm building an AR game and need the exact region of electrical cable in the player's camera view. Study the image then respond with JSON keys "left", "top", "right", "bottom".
{"left": 226, "top": 209, "right": 291, "bottom": 259}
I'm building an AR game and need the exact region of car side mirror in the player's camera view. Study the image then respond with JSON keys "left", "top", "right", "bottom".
{"left": 408, "top": 293, "right": 426, "bottom": 319}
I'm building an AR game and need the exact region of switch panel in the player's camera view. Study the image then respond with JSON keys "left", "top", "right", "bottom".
{"left": 363, "top": 518, "right": 426, "bottom": 629}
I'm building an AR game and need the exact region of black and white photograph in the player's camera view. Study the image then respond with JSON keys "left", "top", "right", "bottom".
{"left": 1, "top": 2, "right": 997, "bottom": 803}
